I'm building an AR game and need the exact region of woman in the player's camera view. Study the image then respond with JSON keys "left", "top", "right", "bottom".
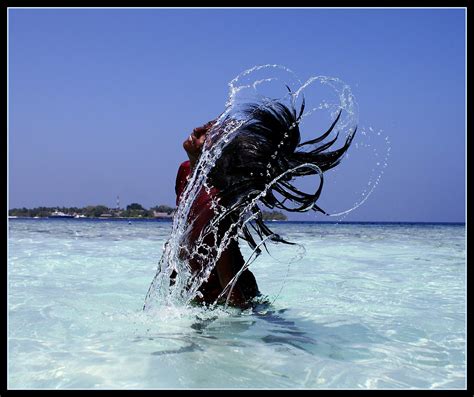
{"left": 175, "top": 99, "right": 356, "bottom": 308}
{"left": 175, "top": 119, "right": 260, "bottom": 308}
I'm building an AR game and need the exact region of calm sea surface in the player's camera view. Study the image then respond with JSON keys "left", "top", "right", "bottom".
{"left": 8, "top": 219, "right": 466, "bottom": 389}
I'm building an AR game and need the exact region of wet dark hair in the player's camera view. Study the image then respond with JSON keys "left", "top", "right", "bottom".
{"left": 207, "top": 99, "right": 357, "bottom": 254}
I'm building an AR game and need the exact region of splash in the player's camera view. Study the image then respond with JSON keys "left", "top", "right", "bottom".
{"left": 326, "top": 125, "right": 391, "bottom": 221}
{"left": 143, "top": 64, "right": 389, "bottom": 311}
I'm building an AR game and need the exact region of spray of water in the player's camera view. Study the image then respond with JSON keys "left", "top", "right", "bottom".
{"left": 143, "top": 64, "right": 390, "bottom": 311}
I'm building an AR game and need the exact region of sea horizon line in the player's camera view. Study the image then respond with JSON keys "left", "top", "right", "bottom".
{"left": 7, "top": 216, "right": 466, "bottom": 226}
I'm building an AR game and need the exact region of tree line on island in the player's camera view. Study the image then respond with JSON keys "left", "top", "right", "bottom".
{"left": 8, "top": 204, "right": 287, "bottom": 221}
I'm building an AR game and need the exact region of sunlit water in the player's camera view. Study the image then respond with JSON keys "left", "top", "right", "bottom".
{"left": 8, "top": 219, "right": 466, "bottom": 389}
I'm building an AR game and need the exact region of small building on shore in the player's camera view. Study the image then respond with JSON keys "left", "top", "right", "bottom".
{"left": 153, "top": 211, "right": 173, "bottom": 219}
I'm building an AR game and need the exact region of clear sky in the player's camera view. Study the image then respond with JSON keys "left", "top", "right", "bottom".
{"left": 8, "top": 7, "right": 466, "bottom": 222}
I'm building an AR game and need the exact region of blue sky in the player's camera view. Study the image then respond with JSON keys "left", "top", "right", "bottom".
{"left": 8, "top": 8, "right": 466, "bottom": 222}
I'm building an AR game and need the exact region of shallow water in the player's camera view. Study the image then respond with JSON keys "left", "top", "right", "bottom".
{"left": 8, "top": 219, "right": 466, "bottom": 389}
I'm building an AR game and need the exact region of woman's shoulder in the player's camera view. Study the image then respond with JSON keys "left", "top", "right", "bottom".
{"left": 175, "top": 160, "right": 192, "bottom": 201}
{"left": 177, "top": 160, "right": 191, "bottom": 178}
{"left": 179, "top": 160, "right": 191, "bottom": 170}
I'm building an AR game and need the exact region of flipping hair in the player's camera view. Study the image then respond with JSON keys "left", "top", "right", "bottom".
{"left": 207, "top": 99, "right": 357, "bottom": 255}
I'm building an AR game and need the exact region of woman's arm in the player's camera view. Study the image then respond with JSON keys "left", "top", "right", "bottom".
{"left": 214, "top": 246, "right": 247, "bottom": 306}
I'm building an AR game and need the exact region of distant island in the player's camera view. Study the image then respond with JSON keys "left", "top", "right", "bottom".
{"left": 8, "top": 203, "right": 287, "bottom": 221}
{"left": 261, "top": 210, "right": 288, "bottom": 221}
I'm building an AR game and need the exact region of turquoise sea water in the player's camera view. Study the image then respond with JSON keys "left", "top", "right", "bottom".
{"left": 8, "top": 218, "right": 466, "bottom": 389}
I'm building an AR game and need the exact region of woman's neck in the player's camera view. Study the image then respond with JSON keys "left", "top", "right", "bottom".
{"left": 187, "top": 154, "right": 198, "bottom": 170}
